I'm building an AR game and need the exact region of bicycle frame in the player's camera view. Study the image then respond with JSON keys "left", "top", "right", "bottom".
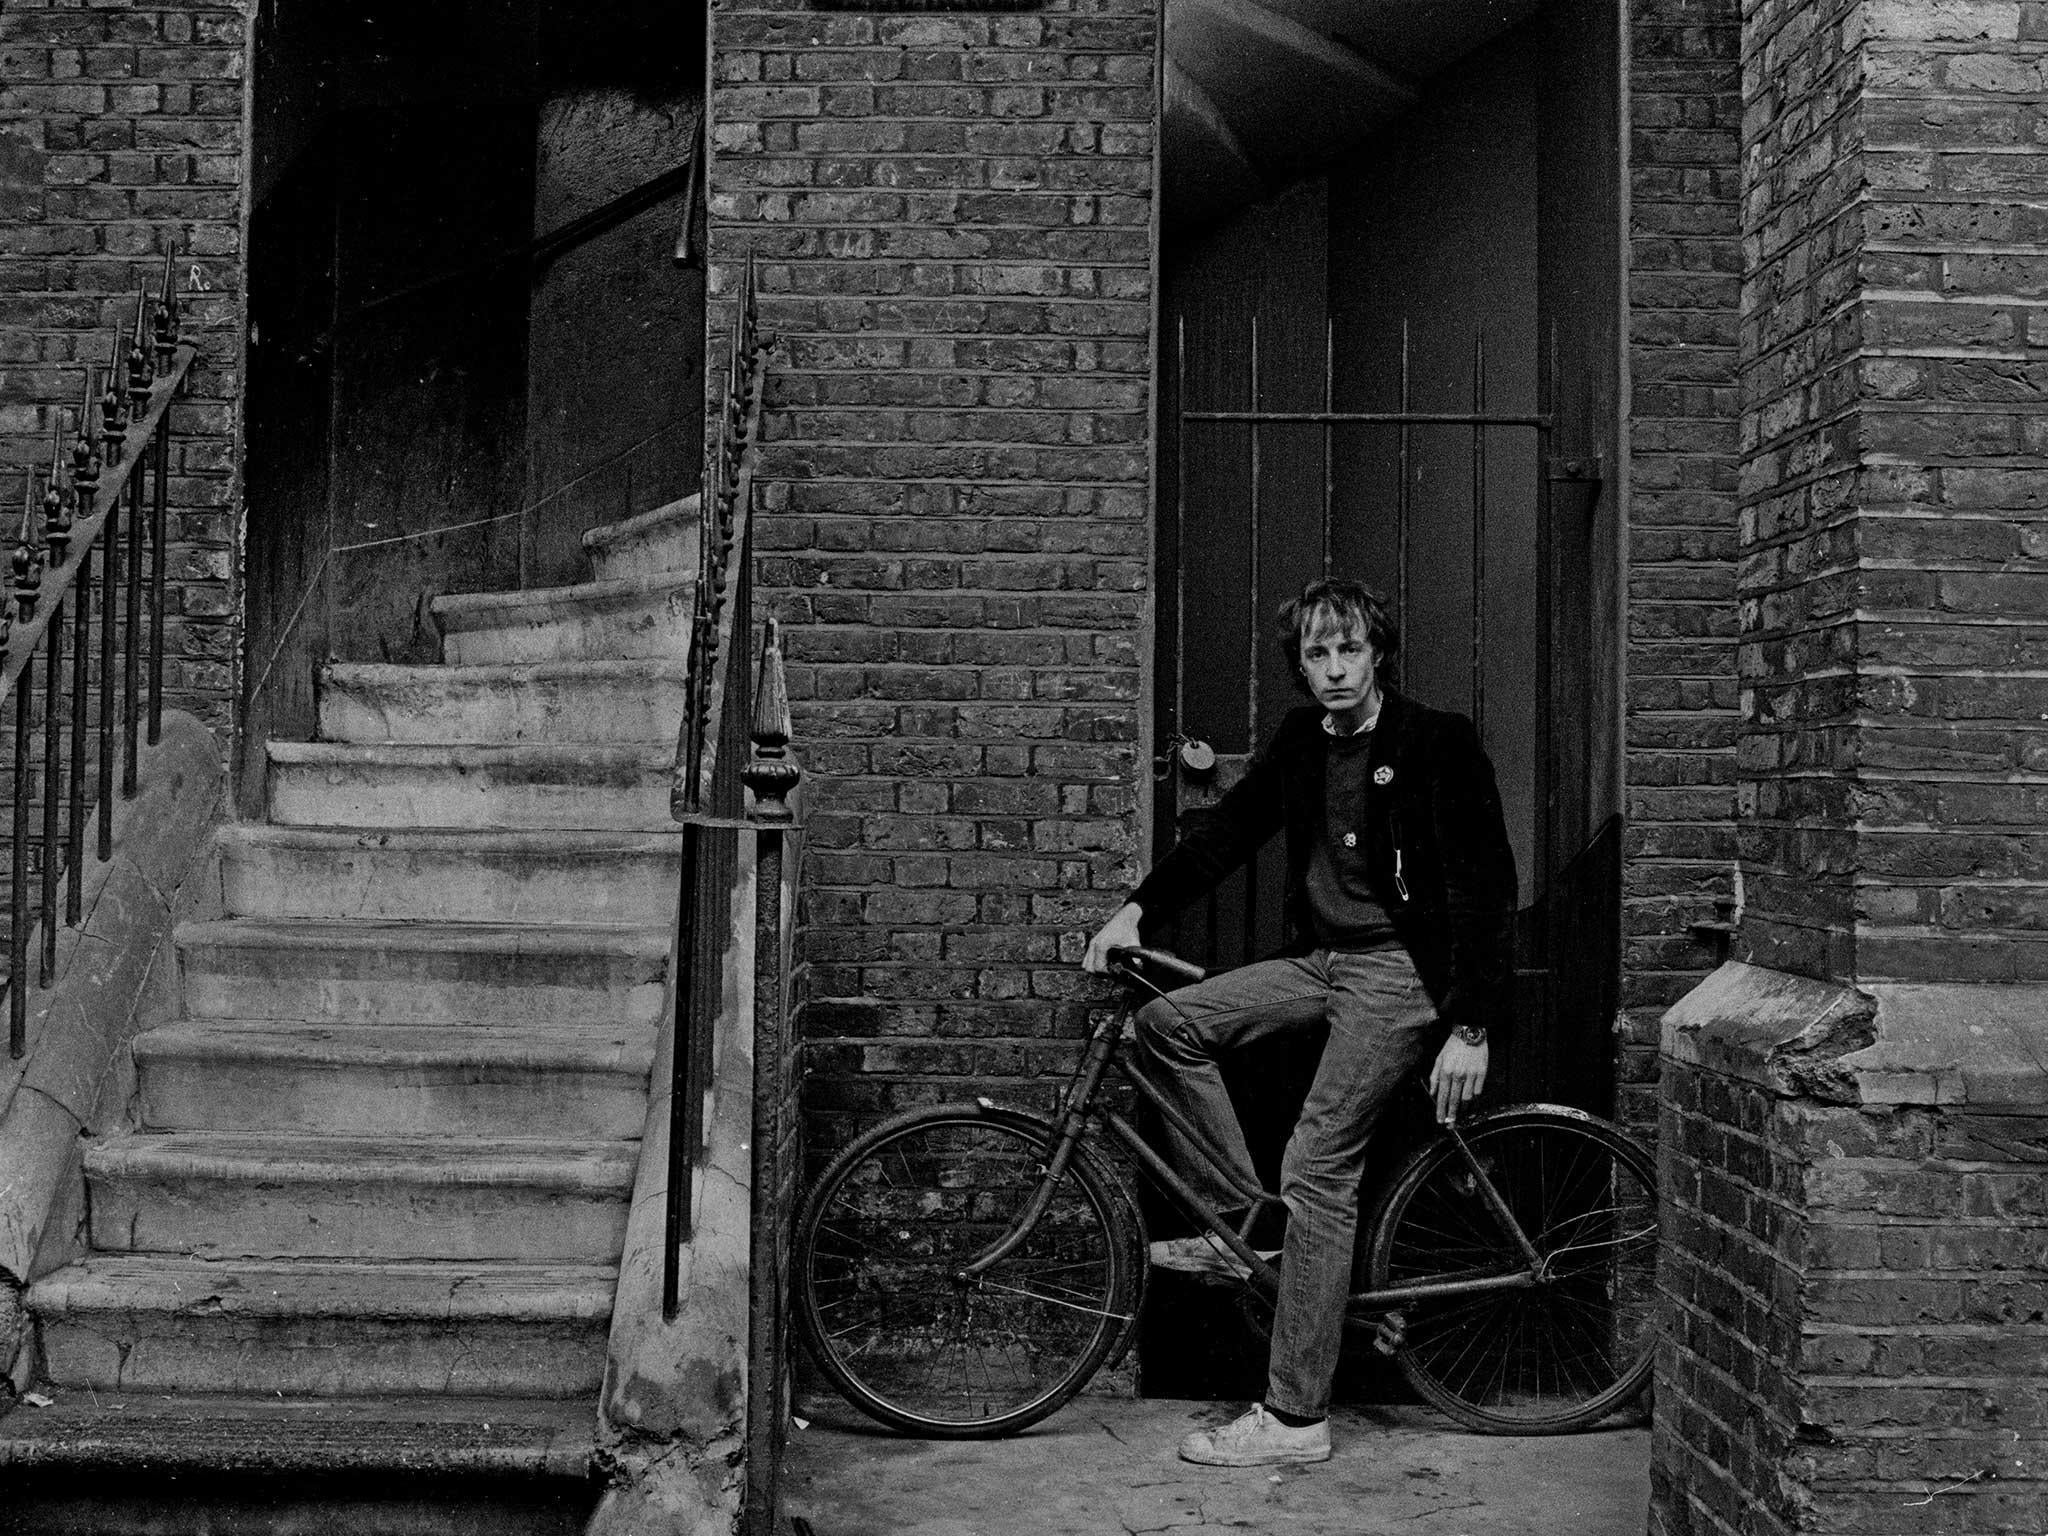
{"left": 960, "top": 980, "right": 1546, "bottom": 1313}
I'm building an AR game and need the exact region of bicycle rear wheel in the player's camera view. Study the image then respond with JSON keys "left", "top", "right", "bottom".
{"left": 792, "top": 1103, "right": 1145, "bottom": 1437}
{"left": 1367, "top": 1106, "right": 1658, "bottom": 1433}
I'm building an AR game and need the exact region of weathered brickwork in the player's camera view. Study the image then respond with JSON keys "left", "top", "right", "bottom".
{"left": 1655, "top": 1053, "right": 2048, "bottom": 1536}
{"left": 1738, "top": 0, "right": 2048, "bottom": 983}
{"left": 704, "top": 0, "right": 1158, "bottom": 1148}
{"left": 0, "top": 0, "right": 246, "bottom": 740}
{"left": 1622, "top": 0, "right": 1747, "bottom": 1131}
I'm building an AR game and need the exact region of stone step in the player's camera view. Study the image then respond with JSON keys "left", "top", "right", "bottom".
{"left": 318, "top": 658, "right": 689, "bottom": 745}
{"left": 85, "top": 1133, "right": 636, "bottom": 1262}
{"left": 581, "top": 493, "right": 700, "bottom": 582}
{"left": 31, "top": 1257, "right": 617, "bottom": 1398}
{"left": 218, "top": 825, "right": 682, "bottom": 926}
{"left": 0, "top": 1391, "right": 597, "bottom": 1484}
{"left": 432, "top": 572, "right": 695, "bottom": 666}
{"left": 134, "top": 1021, "right": 655, "bottom": 1140}
{"left": 266, "top": 741, "right": 675, "bottom": 832}
{"left": 176, "top": 919, "right": 668, "bottom": 1025}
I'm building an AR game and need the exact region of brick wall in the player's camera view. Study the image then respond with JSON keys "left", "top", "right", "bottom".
{"left": 1656, "top": 1026, "right": 2048, "bottom": 1536}
{"left": 1620, "top": 0, "right": 1746, "bottom": 1131}
{"left": 704, "top": 0, "right": 1159, "bottom": 1149}
{"left": 0, "top": 0, "right": 245, "bottom": 741}
{"left": 1737, "top": 0, "right": 2048, "bottom": 984}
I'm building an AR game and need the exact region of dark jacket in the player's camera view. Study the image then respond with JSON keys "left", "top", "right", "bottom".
{"left": 1130, "top": 688, "right": 1518, "bottom": 1040}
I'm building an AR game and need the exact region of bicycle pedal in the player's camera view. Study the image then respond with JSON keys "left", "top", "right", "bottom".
{"left": 1373, "top": 1311, "right": 1407, "bottom": 1357}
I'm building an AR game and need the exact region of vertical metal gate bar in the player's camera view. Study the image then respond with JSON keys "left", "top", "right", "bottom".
{"left": 1396, "top": 320, "right": 1411, "bottom": 692}
{"left": 1243, "top": 314, "right": 1261, "bottom": 959}
{"left": 1321, "top": 316, "right": 1334, "bottom": 579}
{"left": 1174, "top": 315, "right": 1187, "bottom": 751}
{"left": 1246, "top": 312, "right": 1261, "bottom": 742}
{"left": 1471, "top": 331, "right": 1487, "bottom": 736}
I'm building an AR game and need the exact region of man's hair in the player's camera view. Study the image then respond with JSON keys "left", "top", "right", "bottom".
{"left": 1275, "top": 578, "right": 1400, "bottom": 691}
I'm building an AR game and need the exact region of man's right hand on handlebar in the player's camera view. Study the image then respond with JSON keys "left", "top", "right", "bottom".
{"left": 1082, "top": 901, "right": 1145, "bottom": 974}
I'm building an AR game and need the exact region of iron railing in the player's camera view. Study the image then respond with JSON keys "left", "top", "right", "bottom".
{"left": 662, "top": 254, "right": 799, "bottom": 1536}
{"left": 5, "top": 258, "right": 191, "bottom": 1060}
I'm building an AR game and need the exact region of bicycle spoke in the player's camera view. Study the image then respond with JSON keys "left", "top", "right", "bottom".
{"left": 1371, "top": 1114, "right": 1657, "bottom": 1433}
{"left": 795, "top": 1111, "right": 1134, "bottom": 1434}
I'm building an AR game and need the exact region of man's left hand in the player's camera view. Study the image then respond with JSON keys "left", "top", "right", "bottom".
{"left": 1427, "top": 1036, "right": 1489, "bottom": 1126}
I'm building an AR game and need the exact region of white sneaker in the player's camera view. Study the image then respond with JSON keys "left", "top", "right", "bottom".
{"left": 1146, "top": 1234, "right": 1278, "bottom": 1280}
{"left": 1179, "top": 1403, "right": 1332, "bottom": 1466}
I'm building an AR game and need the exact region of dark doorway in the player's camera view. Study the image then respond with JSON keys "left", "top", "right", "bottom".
{"left": 1144, "top": 0, "right": 1624, "bottom": 1400}
{"left": 239, "top": 0, "right": 706, "bottom": 810}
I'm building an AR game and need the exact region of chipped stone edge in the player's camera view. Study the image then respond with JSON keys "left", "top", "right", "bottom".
{"left": 1662, "top": 961, "right": 2048, "bottom": 1110}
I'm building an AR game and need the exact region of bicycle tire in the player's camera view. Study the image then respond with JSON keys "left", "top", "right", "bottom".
{"left": 792, "top": 1102, "right": 1146, "bottom": 1437}
{"left": 1366, "top": 1104, "right": 1658, "bottom": 1434}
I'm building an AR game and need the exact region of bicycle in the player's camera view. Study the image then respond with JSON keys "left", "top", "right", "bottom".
{"left": 791, "top": 946, "right": 1658, "bottom": 1439}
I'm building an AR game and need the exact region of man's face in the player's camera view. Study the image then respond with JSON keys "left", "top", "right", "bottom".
{"left": 1298, "top": 613, "right": 1379, "bottom": 715}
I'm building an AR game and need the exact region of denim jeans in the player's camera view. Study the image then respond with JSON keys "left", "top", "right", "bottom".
{"left": 1131, "top": 947, "right": 1438, "bottom": 1419}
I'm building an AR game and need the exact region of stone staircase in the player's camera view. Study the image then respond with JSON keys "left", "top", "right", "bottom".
{"left": 9, "top": 498, "right": 699, "bottom": 1523}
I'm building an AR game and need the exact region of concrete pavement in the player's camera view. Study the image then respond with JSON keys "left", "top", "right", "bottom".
{"left": 785, "top": 1394, "right": 1649, "bottom": 1536}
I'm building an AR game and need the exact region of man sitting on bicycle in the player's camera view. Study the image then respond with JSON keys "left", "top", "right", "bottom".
{"left": 1083, "top": 576, "right": 1517, "bottom": 1467}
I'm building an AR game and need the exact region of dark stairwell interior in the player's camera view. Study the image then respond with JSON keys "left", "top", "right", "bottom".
{"left": 239, "top": 0, "right": 707, "bottom": 815}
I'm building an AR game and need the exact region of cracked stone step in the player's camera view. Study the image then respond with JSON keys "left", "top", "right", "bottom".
{"left": 176, "top": 919, "right": 668, "bottom": 1025}
{"left": 580, "top": 493, "right": 700, "bottom": 583}
{"left": 265, "top": 741, "right": 675, "bottom": 831}
{"left": 431, "top": 571, "right": 694, "bottom": 666}
{"left": 317, "top": 658, "right": 689, "bottom": 745}
{"left": 135, "top": 1020, "right": 656, "bottom": 1140}
{"left": 218, "top": 825, "right": 683, "bottom": 926}
{"left": 85, "top": 1133, "right": 636, "bottom": 1262}
{"left": 30, "top": 1257, "right": 618, "bottom": 1398}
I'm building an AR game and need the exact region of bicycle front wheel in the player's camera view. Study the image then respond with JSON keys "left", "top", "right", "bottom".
{"left": 1367, "top": 1106, "right": 1659, "bottom": 1433}
{"left": 792, "top": 1103, "right": 1145, "bottom": 1437}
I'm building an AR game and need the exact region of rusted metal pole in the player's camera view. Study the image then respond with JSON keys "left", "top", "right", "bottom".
{"left": 743, "top": 614, "right": 799, "bottom": 1536}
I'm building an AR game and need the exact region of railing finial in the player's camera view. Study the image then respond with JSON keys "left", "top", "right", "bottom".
{"left": 155, "top": 244, "right": 179, "bottom": 376}
{"left": 71, "top": 368, "right": 100, "bottom": 523}
{"left": 101, "top": 333, "right": 128, "bottom": 459}
{"left": 129, "top": 282, "right": 155, "bottom": 401}
{"left": 13, "top": 472, "right": 41, "bottom": 625}
{"left": 45, "top": 417, "right": 69, "bottom": 559}
{"left": 743, "top": 615, "right": 800, "bottom": 825}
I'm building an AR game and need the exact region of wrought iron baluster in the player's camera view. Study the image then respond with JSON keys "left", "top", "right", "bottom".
{"left": 97, "top": 340, "right": 126, "bottom": 862}
{"left": 67, "top": 376, "right": 97, "bottom": 924}
{"left": 122, "top": 288, "right": 151, "bottom": 798}
{"left": 40, "top": 440, "right": 68, "bottom": 986}
{"left": 149, "top": 256, "right": 178, "bottom": 744}
{"left": 10, "top": 482, "right": 41, "bottom": 1053}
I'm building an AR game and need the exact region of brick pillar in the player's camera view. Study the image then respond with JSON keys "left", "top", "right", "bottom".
{"left": 0, "top": 0, "right": 245, "bottom": 738}
{"left": 1737, "top": 0, "right": 2048, "bottom": 984}
{"left": 1656, "top": 2, "right": 2048, "bottom": 1531}
{"left": 705, "top": 2, "right": 1158, "bottom": 1147}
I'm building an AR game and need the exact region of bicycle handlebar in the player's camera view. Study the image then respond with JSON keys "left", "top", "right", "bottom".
{"left": 1106, "top": 945, "right": 1205, "bottom": 991}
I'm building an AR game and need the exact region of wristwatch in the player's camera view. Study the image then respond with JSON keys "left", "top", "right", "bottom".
{"left": 1453, "top": 1023, "right": 1488, "bottom": 1048}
